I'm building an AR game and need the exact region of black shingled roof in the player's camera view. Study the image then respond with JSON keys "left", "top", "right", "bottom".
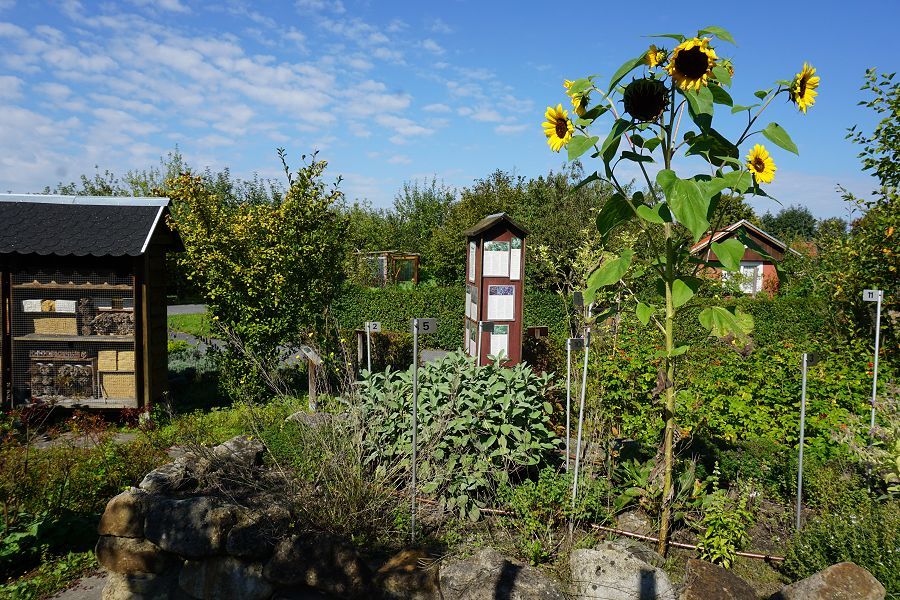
{"left": 463, "top": 212, "right": 529, "bottom": 237}
{"left": 0, "top": 195, "right": 172, "bottom": 257}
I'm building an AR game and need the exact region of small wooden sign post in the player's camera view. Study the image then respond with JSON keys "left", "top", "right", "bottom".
{"left": 299, "top": 345, "right": 322, "bottom": 412}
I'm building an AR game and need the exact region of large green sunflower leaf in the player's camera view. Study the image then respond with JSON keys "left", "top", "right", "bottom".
{"left": 643, "top": 137, "right": 662, "bottom": 152}
{"left": 649, "top": 33, "right": 686, "bottom": 42}
{"left": 684, "top": 128, "right": 739, "bottom": 167}
{"left": 710, "top": 238, "right": 745, "bottom": 271}
{"left": 585, "top": 250, "right": 634, "bottom": 298}
{"left": 567, "top": 135, "right": 599, "bottom": 160}
{"left": 596, "top": 192, "right": 635, "bottom": 238}
{"left": 762, "top": 122, "right": 799, "bottom": 155}
{"left": 656, "top": 168, "right": 677, "bottom": 191}
{"left": 567, "top": 78, "right": 593, "bottom": 95}
{"left": 636, "top": 202, "right": 673, "bottom": 224}
{"left": 666, "top": 177, "right": 710, "bottom": 241}
{"left": 712, "top": 66, "right": 732, "bottom": 87}
{"left": 709, "top": 84, "right": 733, "bottom": 106}
{"left": 683, "top": 87, "right": 714, "bottom": 117}
{"left": 721, "top": 169, "right": 753, "bottom": 193}
{"left": 600, "top": 118, "right": 631, "bottom": 163}
{"left": 574, "top": 171, "right": 601, "bottom": 191}
{"left": 698, "top": 26, "right": 736, "bottom": 45}
{"left": 672, "top": 277, "right": 701, "bottom": 308}
{"left": 621, "top": 151, "right": 654, "bottom": 163}
{"left": 731, "top": 103, "right": 759, "bottom": 114}
{"left": 609, "top": 54, "right": 647, "bottom": 92}
{"left": 636, "top": 302, "right": 654, "bottom": 326}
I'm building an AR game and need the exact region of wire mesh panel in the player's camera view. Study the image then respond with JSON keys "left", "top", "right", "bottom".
{"left": 9, "top": 268, "right": 138, "bottom": 408}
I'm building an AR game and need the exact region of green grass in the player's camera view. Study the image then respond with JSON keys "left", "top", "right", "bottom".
{"left": 167, "top": 312, "right": 211, "bottom": 338}
{"left": 0, "top": 551, "right": 97, "bottom": 600}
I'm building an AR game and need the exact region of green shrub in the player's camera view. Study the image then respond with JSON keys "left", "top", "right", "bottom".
{"left": 783, "top": 499, "right": 899, "bottom": 596}
{"left": 358, "top": 351, "right": 560, "bottom": 520}
{"left": 0, "top": 551, "right": 96, "bottom": 600}
{"left": 500, "top": 467, "right": 610, "bottom": 564}
{"left": 697, "top": 468, "right": 755, "bottom": 568}
{"left": 167, "top": 338, "right": 193, "bottom": 355}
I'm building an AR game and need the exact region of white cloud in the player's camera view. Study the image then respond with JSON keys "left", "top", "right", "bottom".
{"left": 495, "top": 123, "right": 528, "bottom": 135}
{"left": 387, "top": 154, "right": 412, "bottom": 165}
{"left": 130, "top": 0, "right": 190, "bottom": 13}
{"left": 421, "top": 38, "right": 444, "bottom": 55}
{"left": 0, "top": 75, "right": 23, "bottom": 99}
{"left": 295, "top": 0, "right": 345, "bottom": 13}
{"left": 423, "top": 103, "right": 451, "bottom": 113}
{"left": 428, "top": 18, "right": 453, "bottom": 34}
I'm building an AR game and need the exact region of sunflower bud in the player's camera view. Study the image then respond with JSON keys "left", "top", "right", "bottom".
{"left": 623, "top": 77, "right": 669, "bottom": 123}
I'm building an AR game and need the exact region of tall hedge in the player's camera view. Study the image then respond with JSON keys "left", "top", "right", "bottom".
{"left": 330, "top": 284, "right": 570, "bottom": 350}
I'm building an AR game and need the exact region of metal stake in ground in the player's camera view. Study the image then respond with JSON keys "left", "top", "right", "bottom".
{"left": 565, "top": 337, "right": 584, "bottom": 473}
{"left": 364, "top": 321, "right": 381, "bottom": 373}
{"left": 795, "top": 352, "right": 808, "bottom": 531}
{"left": 571, "top": 326, "right": 591, "bottom": 510}
{"left": 410, "top": 317, "right": 419, "bottom": 543}
{"left": 409, "top": 317, "right": 436, "bottom": 543}
{"left": 863, "top": 289, "right": 884, "bottom": 432}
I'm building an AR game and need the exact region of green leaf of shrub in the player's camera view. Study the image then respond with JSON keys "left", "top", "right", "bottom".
{"left": 699, "top": 306, "right": 754, "bottom": 340}
{"left": 710, "top": 238, "right": 745, "bottom": 271}
{"left": 762, "top": 122, "right": 799, "bottom": 155}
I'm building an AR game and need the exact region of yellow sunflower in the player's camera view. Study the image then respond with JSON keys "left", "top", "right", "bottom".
{"left": 790, "top": 63, "right": 820, "bottom": 113}
{"left": 645, "top": 44, "right": 667, "bottom": 68}
{"left": 746, "top": 144, "right": 776, "bottom": 184}
{"left": 542, "top": 104, "right": 573, "bottom": 152}
{"left": 563, "top": 79, "right": 589, "bottom": 116}
{"left": 666, "top": 37, "right": 717, "bottom": 91}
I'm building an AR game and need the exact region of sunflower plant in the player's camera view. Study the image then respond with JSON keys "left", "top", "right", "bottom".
{"left": 542, "top": 26, "right": 818, "bottom": 554}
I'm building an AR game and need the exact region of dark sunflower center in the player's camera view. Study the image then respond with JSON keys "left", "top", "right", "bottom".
{"left": 798, "top": 76, "right": 807, "bottom": 96}
{"left": 555, "top": 118, "right": 568, "bottom": 138}
{"left": 623, "top": 79, "right": 668, "bottom": 122}
{"left": 675, "top": 46, "right": 709, "bottom": 79}
{"left": 753, "top": 158, "right": 766, "bottom": 172}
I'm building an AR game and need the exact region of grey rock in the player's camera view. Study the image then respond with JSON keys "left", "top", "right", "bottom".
{"left": 144, "top": 496, "right": 236, "bottom": 558}
{"left": 101, "top": 570, "right": 180, "bottom": 600}
{"left": 615, "top": 510, "right": 655, "bottom": 538}
{"left": 264, "top": 532, "right": 371, "bottom": 599}
{"left": 98, "top": 488, "right": 149, "bottom": 538}
{"left": 212, "top": 435, "right": 265, "bottom": 467}
{"left": 179, "top": 556, "right": 273, "bottom": 600}
{"left": 570, "top": 545, "right": 677, "bottom": 600}
{"left": 681, "top": 559, "right": 756, "bottom": 600}
{"left": 139, "top": 456, "right": 199, "bottom": 495}
{"left": 439, "top": 547, "right": 565, "bottom": 600}
{"left": 225, "top": 505, "right": 291, "bottom": 560}
{"left": 605, "top": 538, "right": 665, "bottom": 569}
{"left": 771, "top": 562, "right": 885, "bottom": 600}
{"left": 95, "top": 535, "right": 178, "bottom": 575}
{"left": 375, "top": 549, "right": 439, "bottom": 600}
{"left": 285, "top": 411, "right": 334, "bottom": 427}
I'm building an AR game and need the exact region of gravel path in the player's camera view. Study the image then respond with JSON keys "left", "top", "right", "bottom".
{"left": 49, "top": 573, "right": 105, "bottom": 600}
{"left": 167, "top": 304, "right": 206, "bottom": 315}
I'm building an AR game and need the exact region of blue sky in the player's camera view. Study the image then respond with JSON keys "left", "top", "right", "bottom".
{"left": 0, "top": 0, "right": 897, "bottom": 218}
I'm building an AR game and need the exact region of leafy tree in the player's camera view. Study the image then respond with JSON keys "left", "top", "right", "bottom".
{"left": 166, "top": 152, "right": 347, "bottom": 399}
{"left": 759, "top": 204, "right": 818, "bottom": 241}
{"left": 709, "top": 193, "right": 757, "bottom": 228}
{"left": 847, "top": 69, "right": 900, "bottom": 188}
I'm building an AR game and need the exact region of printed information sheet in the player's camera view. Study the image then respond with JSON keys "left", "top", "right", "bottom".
{"left": 487, "top": 284, "right": 515, "bottom": 321}
{"left": 483, "top": 241, "right": 510, "bottom": 277}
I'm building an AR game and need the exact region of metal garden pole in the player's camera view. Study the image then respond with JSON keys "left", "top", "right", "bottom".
{"left": 410, "top": 318, "right": 419, "bottom": 542}
{"left": 795, "top": 352, "right": 808, "bottom": 531}
{"left": 566, "top": 338, "right": 572, "bottom": 472}
{"left": 869, "top": 290, "right": 883, "bottom": 432}
{"left": 365, "top": 321, "right": 372, "bottom": 373}
{"left": 476, "top": 321, "right": 483, "bottom": 367}
{"left": 572, "top": 326, "right": 591, "bottom": 508}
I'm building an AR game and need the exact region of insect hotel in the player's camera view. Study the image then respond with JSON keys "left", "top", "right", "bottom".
{"left": 0, "top": 195, "right": 180, "bottom": 409}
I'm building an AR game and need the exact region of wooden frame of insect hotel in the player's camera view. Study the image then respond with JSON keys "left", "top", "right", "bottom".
{"left": 0, "top": 195, "right": 181, "bottom": 410}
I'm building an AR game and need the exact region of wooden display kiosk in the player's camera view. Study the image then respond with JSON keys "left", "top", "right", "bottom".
{"left": 463, "top": 213, "right": 528, "bottom": 366}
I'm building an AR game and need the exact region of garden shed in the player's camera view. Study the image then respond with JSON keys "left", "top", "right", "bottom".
{"left": 691, "top": 219, "right": 800, "bottom": 296}
{"left": 0, "top": 194, "right": 181, "bottom": 410}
